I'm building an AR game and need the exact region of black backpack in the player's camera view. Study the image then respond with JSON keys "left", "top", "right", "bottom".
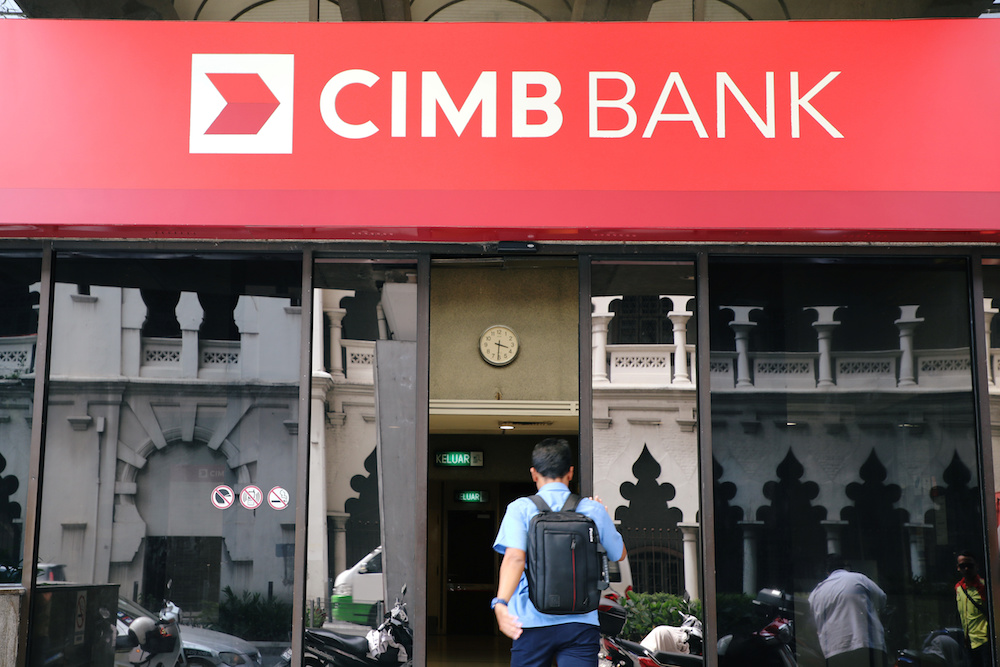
{"left": 525, "top": 494, "right": 610, "bottom": 614}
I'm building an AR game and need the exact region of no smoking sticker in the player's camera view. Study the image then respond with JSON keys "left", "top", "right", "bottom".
{"left": 268, "top": 486, "right": 290, "bottom": 510}
{"left": 212, "top": 485, "right": 234, "bottom": 509}
{"left": 240, "top": 485, "right": 263, "bottom": 510}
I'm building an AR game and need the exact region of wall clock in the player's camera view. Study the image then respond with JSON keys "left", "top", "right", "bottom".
{"left": 479, "top": 325, "right": 519, "bottom": 366}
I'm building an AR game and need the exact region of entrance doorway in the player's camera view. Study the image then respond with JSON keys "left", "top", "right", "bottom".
{"left": 426, "top": 435, "right": 575, "bottom": 666}
{"left": 445, "top": 509, "right": 495, "bottom": 634}
{"left": 427, "top": 259, "right": 581, "bottom": 666}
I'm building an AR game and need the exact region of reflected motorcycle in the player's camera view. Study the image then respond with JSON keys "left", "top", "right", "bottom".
{"left": 602, "top": 589, "right": 798, "bottom": 667}
{"left": 116, "top": 598, "right": 186, "bottom": 667}
{"left": 717, "top": 589, "right": 796, "bottom": 667}
{"left": 600, "top": 597, "right": 703, "bottom": 667}
{"left": 894, "top": 628, "right": 969, "bottom": 667}
{"left": 277, "top": 586, "right": 412, "bottom": 667}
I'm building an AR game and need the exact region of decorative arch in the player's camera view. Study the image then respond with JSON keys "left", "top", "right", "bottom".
{"left": 615, "top": 444, "right": 685, "bottom": 594}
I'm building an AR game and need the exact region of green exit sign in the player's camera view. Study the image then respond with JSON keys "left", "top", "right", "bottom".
{"left": 435, "top": 451, "right": 484, "bottom": 467}
{"left": 455, "top": 490, "right": 490, "bottom": 503}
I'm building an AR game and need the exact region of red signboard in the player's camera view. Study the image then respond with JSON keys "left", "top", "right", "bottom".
{"left": 1, "top": 19, "right": 998, "bottom": 241}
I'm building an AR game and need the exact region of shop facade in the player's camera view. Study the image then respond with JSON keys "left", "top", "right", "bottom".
{"left": 1, "top": 16, "right": 999, "bottom": 667}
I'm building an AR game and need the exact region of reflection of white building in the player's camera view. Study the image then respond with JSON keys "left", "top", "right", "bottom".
{"left": 589, "top": 295, "right": 986, "bottom": 599}
{"left": 304, "top": 287, "right": 995, "bottom": 608}
{"left": 33, "top": 282, "right": 301, "bottom": 611}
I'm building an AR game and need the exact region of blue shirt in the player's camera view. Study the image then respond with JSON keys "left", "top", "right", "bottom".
{"left": 492, "top": 482, "right": 625, "bottom": 628}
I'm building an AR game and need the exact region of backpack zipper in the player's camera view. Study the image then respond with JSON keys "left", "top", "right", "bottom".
{"left": 571, "top": 535, "right": 577, "bottom": 610}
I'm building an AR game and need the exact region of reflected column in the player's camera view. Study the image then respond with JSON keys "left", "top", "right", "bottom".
{"left": 679, "top": 522, "right": 701, "bottom": 600}
{"left": 324, "top": 290, "right": 354, "bottom": 380}
{"left": 805, "top": 305, "right": 843, "bottom": 388}
{"left": 905, "top": 523, "right": 930, "bottom": 579}
{"left": 821, "top": 519, "right": 847, "bottom": 557}
{"left": 895, "top": 305, "right": 923, "bottom": 387}
{"left": 309, "top": 289, "right": 335, "bottom": 605}
{"left": 330, "top": 512, "right": 349, "bottom": 582}
{"left": 592, "top": 297, "right": 620, "bottom": 384}
{"left": 739, "top": 520, "right": 763, "bottom": 595}
{"left": 984, "top": 298, "right": 997, "bottom": 387}
{"left": 722, "top": 306, "right": 761, "bottom": 389}
{"left": 663, "top": 295, "right": 694, "bottom": 386}
{"left": 309, "top": 372, "right": 334, "bottom": 605}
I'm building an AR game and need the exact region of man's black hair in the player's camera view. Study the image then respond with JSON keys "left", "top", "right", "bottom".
{"left": 957, "top": 550, "right": 978, "bottom": 564}
{"left": 826, "top": 553, "right": 847, "bottom": 574}
{"left": 531, "top": 438, "right": 573, "bottom": 479}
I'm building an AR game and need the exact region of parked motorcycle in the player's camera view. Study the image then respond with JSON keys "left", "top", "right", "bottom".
{"left": 277, "top": 586, "right": 412, "bottom": 667}
{"left": 116, "top": 595, "right": 186, "bottom": 667}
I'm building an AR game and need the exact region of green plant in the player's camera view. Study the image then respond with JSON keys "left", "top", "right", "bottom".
{"left": 217, "top": 586, "right": 293, "bottom": 641}
{"left": 307, "top": 604, "right": 327, "bottom": 628}
{"left": 621, "top": 592, "right": 702, "bottom": 642}
{"left": 0, "top": 559, "right": 21, "bottom": 583}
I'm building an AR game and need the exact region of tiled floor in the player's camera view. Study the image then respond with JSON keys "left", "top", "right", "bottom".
{"left": 427, "top": 634, "right": 512, "bottom": 667}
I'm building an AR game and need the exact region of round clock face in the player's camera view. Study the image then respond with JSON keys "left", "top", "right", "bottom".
{"left": 479, "top": 325, "right": 519, "bottom": 366}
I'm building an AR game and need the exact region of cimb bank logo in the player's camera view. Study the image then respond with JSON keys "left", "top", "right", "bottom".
{"left": 190, "top": 54, "right": 294, "bottom": 154}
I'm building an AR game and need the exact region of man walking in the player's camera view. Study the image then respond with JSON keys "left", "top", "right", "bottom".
{"left": 492, "top": 438, "right": 626, "bottom": 667}
{"left": 809, "top": 554, "right": 888, "bottom": 667}
{"left": 956, "top": 551, "right": 991, "bottom": 667}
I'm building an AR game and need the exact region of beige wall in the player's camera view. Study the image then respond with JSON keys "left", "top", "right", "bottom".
{"left": 429, "top": 262, "right": 579, "bottom": 402}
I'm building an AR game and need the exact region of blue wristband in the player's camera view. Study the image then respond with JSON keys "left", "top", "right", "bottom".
{"left": 490, "top": 597, "right": 508, "bottom": 609}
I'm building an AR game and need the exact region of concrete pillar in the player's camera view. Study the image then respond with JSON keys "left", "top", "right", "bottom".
{"left": 905, "top": 523, "right": 931, "bottom": 579}
{"left": 895, "top": 305, "right": 924, "bottom": 387}
{"left": 591, "top": 296, "right": 621, "bottom": 384}
{"left": 663, "top": 295, "right": 694, "bottom": 386}
{"left": 984, "top": 298, "right": 997, "bottom": 387}
{"left": 679, "top": 522, "right": 701, "bottom": 600}
{"left": 739, "top": 520, "right": 763, "bottom": 595}
{"left": 721, "top": 306, "right": 762, "bottom": 389}
{"left": 805, "top": 305, "right": 844, "bottom": 388}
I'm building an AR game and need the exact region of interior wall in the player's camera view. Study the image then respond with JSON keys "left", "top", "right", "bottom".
{"left": 429, "top": 262, "right": 579, "bottom": 402}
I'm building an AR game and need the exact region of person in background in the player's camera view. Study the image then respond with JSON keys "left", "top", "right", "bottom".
{"left": 808, "top": 554, "right": 888, "bottom": 667}
{"left": 955, "top": 551, "right": 991, "bottom": 667}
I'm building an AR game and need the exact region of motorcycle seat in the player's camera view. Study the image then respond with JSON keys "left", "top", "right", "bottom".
{"left": 308, "top": 629, "right": 372, "bottom": 656}
{"left": 649, "top": 650, "right": 703, "bottom": 667}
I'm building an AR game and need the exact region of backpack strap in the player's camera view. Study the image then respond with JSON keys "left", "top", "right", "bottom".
{"left": 562, "top": 493, "right": 581, "bottom": 513}
{"left": 529, "top": 495, "right": 552, "bottom": 513}
{"left": 530, "top": 494, "right": 581, "bottom": 512}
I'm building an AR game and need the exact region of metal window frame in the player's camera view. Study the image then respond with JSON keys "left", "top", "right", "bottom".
{"left": 17, "top": 241, "right": 53, "bottom": 667}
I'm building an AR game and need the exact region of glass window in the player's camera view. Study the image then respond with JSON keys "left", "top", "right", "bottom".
{"left": 311, "top": 259, "right": 418, "bottom": 629}
{"left": 33, "top": 252, "right": 302, "bottom": 664}
{"left": 709, "top": 256, "right": 985, "bottom": 667}
{"left": 0, "top": 253, "right": 41, "bottom": 585}
{"left": 591, "top": 261, "right": 704, "bottom": 645}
